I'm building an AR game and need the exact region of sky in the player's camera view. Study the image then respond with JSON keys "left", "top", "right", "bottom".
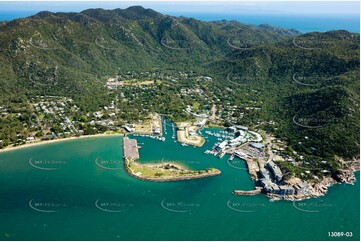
{"left": 0, "top": 1, "right": 359, "bottom": 17}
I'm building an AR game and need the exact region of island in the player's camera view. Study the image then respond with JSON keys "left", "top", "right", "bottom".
{"left": 122, "top": 137, "right": 221, "bottom": 181}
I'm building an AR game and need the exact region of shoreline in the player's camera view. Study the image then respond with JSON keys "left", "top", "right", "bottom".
{"left": 0, "top": 133, "right": 124, "bottom": 153}
{"left": 266, "top": 166, "right": 360, "bottom": 201}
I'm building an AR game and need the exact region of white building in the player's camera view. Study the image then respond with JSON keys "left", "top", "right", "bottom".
{"left": 124, "top": 125, "right": 135, "bottom": 132}
{"left": 215, "top": 141, "right": 228, "bottom": 152}
{"left": 26, "top": 137, "right": 35, "bottom": 142}
{"left": 194, "top": 119, "right": 207, "bottom": 127}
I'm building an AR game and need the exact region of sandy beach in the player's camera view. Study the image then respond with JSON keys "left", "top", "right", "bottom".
{"left": 0, "top": 133, "right": 124, "bottom": 153}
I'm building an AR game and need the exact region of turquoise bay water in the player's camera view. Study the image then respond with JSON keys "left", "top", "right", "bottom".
{"left": 0, "top": 119, "right": 359, "bottom": 240}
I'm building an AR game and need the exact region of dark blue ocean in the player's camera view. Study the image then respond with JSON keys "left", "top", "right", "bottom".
{"left": 0, "top": 10, "right": 359, "bottom": 33}
{"left": 171, "top": 13, "right": 360, "bottom": 33}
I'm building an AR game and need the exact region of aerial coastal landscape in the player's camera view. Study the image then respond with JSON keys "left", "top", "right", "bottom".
{"left": 0, "top": 1, "right": 359, "bottom": 241}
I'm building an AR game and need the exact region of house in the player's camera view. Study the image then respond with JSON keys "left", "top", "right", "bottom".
{"left": 124, "top": 125, "right": 135, "bottom": 132}
{"left": 26, "top": 137, "right": 35, "bottom": 142}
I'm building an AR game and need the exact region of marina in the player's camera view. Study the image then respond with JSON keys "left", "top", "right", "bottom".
{"left": 133, "top": 133, "right": 165, "bottom": 142}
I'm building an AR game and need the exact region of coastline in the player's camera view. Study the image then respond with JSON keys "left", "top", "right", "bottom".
{"left": 0, "top": 133, "right": 124, "bottom": 153}
{"left": 267, "top": 165, "right": 360, "bottom": 201}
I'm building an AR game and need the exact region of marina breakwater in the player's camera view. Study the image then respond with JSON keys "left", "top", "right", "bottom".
{"left": 123, "top": 136, "right": 221, "bottom": 182}
{"left": 233, "top": 187, "right": 262, "bottom": 195}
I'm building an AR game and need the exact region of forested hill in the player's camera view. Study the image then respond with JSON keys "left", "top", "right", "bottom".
{"left": 0, "top": 6, "right": 359, "bottom": 166}
{"left": 0, "top": 6, "right": 300, "bottom": 102}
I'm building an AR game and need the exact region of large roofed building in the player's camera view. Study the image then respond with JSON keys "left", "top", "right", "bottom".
{"left": 266, "top": 161, "right": 283, "bottom": 182}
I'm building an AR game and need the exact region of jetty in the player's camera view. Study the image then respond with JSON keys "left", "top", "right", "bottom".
{"left": 123, "top": 137, "right": 139, "bottom": 160}
{"left": 232, "top": 187, "right": 262, "bottom": 195}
